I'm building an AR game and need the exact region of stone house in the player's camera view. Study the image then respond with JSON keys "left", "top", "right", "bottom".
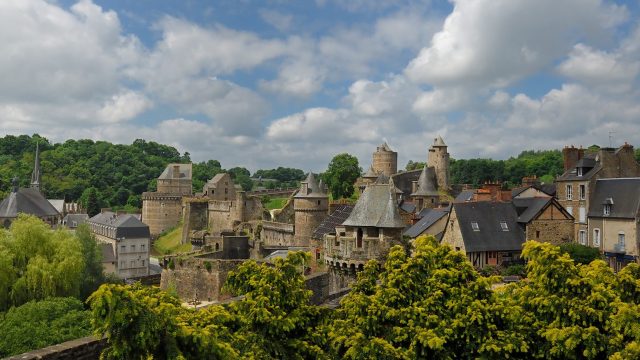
{"left": 403, "top": 207, "right": 450, "bottom": 240}
{"left": 141, "top": 163, "right": 192, "bottom": 237}
{"left": 87, "top": 211, "right": 150, "bottom": 278}
{"left": 441, "top": 202, "right": 525, "bottom": 269}
{"left": 556, "top": 144, "right": 640, "bottom": 245}
{"left": 588, "top": 178, "right": 640, "bottom": 271}
{"left": 513, "top": 196, "right": 574, "bottom": 244}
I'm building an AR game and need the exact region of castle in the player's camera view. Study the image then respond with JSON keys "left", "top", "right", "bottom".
{"left": 141, "top": 164, "right": 192, "bottom": 238}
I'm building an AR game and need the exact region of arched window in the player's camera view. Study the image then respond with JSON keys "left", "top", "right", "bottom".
{"left": 356, "top": 228, "right": 363, "bottom": 248}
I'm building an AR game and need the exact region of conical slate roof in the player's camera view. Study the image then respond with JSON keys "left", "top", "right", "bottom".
{"left": 411, "top": 166, "right": 439, "bottom": 197}
{"left": 342, "top": 183, "right": 405, "bottom": 228}
{"left": 294, "top": 172, "right": 327, "bottom": 198}
{"left": 363, "top": 165, "right": 378, "bottom": 178}
{"left": 433, "top": 135, "right": 446, "bottom": 147}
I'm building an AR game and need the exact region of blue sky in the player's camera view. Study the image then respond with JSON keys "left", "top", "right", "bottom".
{"left": 1, "top": 0, "right": 639, "bottom": 171}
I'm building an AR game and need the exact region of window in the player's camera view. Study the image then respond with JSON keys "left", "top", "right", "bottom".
{"left": 131, "top": 244, "right": 136, "bottom": 251}
{"left": 500, "top": 221, "right": 509, "bottom": 231}
{"left": 471, "top": 222, "right": 480, "bottom": 231}
{"left": 577, "top": 167, "right": 583, "bottom": 176}
{"left": 356, "top": 228, "right": 363, "bottom": 248}
{"left": 618, "top": 232, "right": 626, "bottom": 247}
{"left": 579, "top": 207, "right": 586, "bottom": 223}
{"left": 536, "top": 230, "right": 540, "bottom": 239}
{"left": 604, "top": 204, "right": 611, "bottom": 216}
{"left": 141, "top": 260, "right": 145, "bottom": 266}
{"left": 593, "top": 228, "right": 601, "bottom": 247}
{"left": 120, "top": 261, "right": 125, "bottom": 268}
{"left": 141, "top": 244, "right": 145, "bottom": 251}
{"left": 566, "top": 185, "right": 573, "bottom": 200}
{"left": 567, "top": 206, "right": 573, "bottom": 216}
{"left": 579, "top": 184, "right": 585, "bottom": 200}
{"left": 120, "top": 245, "right": 126, "bottom": 252}
{"left": 579, "top": 230, "right": 586, "bottom": 245}
{"left": 131, "top": 260, "right": 136, "bottom": 267}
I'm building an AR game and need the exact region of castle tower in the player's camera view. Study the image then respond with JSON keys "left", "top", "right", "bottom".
{"left": 427, "top": 136, "right": 450, "bottom": 190}
{"left": 410, "top": 166, "right": 439, "bottom": 212}
{"left": 294, "top": 172, "right": 328, "bottom": 247}
{"left": 31, "top": 142, "right": 41, "bottom": 191}
{"left": 141, "top": 163, "right": 193, "bottom": 238}
{"left": 372, "top": 142, "right": 398, "bottom": 177}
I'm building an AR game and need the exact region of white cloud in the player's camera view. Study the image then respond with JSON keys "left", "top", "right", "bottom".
{"left": 259, "top": 9, "right": 293, "bottom": 32}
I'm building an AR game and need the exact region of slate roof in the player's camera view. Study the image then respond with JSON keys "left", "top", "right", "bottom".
{"left": 399, "top": 201, "right": 416, "bottom": 213}
{"left": 294, "top": 172, "right": 327, "bottom": 198}
{"left": 433, "top": 135, "right": 447, "bottom": 147}
{"left": 512, "top": 197, "right": 553, "bottom": 223}
{"left": 158, "top": 163, "right": 192, "bottom": 180}
{"left": 48, "top": 199, "right": 65, "bottom": 213}
{"left": 454, "top": 190, "right": 474, "bottom": 203}
{"left": 363, "top": 165, "right": 379, "bottom": 178}
{"left": 453, "top": 202, "right": 525, "bottom": 252}
{"left": 557, "top": 153, "right": 600, "bottom": 181}
{"left": 411, "top": 166, "right": 439, "bottom": 197}
{"left": 403, "top": 208, "right": 448, "bottom": 238}
{"left": 88, "top": 212, "right": 150, "bottom": 239}
{"left": 312, "top": 204, "right": 354, "bottom": 240}
{"left": 342, "top": 184, "right": 405, "bottom": 228}
{"left": 208, "top": 173, "right": 228, "bottom": 185}
{"left": 63, "top": 213, "right": 89, "bottom": 228}
{"left": 588, "top": 178, "right": 640, "bottom": 218}
{"left": 0, "top": 187, "right": 60, "bottom": 219}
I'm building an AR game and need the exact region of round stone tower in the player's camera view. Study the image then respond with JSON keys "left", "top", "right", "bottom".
{"left": 372, "top": 142, "right": 398, "bottom": 177}
{"left": 427, "top": 136, "right": 450, "bottom": 190}
{"left": 294, "top": 172, "right": 329, "bottom": 247}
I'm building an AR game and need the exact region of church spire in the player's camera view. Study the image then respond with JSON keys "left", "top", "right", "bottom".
{"left": 31, "top": 142, "right": 41, "bottom": 190}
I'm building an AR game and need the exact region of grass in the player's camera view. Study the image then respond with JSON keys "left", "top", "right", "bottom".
{"left": 153, "top": 225, "right": 192, "bottom": 255}
{"left": 265, "top": 197, "right": 288, "bottom": 210}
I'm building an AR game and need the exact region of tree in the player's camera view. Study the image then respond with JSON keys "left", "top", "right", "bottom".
{"left": 559, "top": 242, "right": 602, "bottom": 264}
{"left": 76, "top": 224, "right": 104, "bottom": 298}
{"left": 323, "top": 153, "right": 361, "bottom": 199}
{"left": 84, "top": 187, "right": 101, "bottom": 217}
{"left": 0, "top": 297, "right": 91, "bottom": 357}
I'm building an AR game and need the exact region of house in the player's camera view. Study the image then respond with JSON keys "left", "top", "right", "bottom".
{"left": 440, "top": 202, "right": 525, "bottom": 268}
{"left": 62, "top": 213, "right": 89, "bottom": 229}
{"left": 87, "top": 211, "right": 150, "bottom": 278}
{"left": 403, "top": 207, "right": 450, "bottom": 240}
{"left": 513, "top": 197, "right": 573, "bottom": 244}
{"left": 556, "top": 144, "right": 640, "bottom": 244}
{"left": 587, "top": 178, "right": 640, "bottom": 271}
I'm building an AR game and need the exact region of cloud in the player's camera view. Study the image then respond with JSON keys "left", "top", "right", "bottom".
{"left": 259, "top": 9, "right": 293, "bottom": 32}
{"left": 405, "top": 0, "right": 627, "bottom": 87}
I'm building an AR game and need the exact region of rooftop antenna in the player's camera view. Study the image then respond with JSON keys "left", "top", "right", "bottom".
{"left": 608, "top": 131, "right": 616, "bottom": 148}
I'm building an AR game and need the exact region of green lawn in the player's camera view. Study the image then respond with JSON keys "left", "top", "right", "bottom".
{"left": 153, "top": 225, "right": 192, "bottom": 255}
{"left": 265, "top": 197, "right": 288, "bottom": 210}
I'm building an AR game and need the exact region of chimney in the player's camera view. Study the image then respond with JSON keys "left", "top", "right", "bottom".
{"left": 562, "top": 145, "right": 582, "bottom": 172}
{"left": 411, "top": 180, "right": 418, "bottom": 194}
{"left": 522, "top": 175, "right": 539, "bottom": 187}
{"left": 173, "top": 165, "right": 180, "bottom": 178}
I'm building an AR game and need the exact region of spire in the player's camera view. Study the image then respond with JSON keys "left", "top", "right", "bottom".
{"left": 31, "top": 142, "right": 41, "bottom": 190}
{"left": 433, "top": 135, "right": 446, "bottom": 147}
{"left": 411, "top": 166, "right": 439, "bottom": 197}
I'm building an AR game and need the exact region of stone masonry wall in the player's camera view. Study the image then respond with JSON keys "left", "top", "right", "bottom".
{"left": 7, "top": 336, "right": 106, "bottom": 360}
{"left": 160, "top": 258, "right": 245, "bottom": 302}
{"left": 141, "top": 194, "right": 183, "bottom": 238}
{"left": 181, "top": 199, "right": 208, "bottom": 244}
{"left": 526, "top": 219, "right": 574, "bottom": 244}
{"left": 261, "top": 221, "right": 295, "bottom": 247}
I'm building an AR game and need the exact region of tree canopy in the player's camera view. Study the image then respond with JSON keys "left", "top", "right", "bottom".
{"left": 322, "top": 153, "right": 361, "bottom": 200}
{"left": 0, "top": 215, "right": 104, "bottom": 311}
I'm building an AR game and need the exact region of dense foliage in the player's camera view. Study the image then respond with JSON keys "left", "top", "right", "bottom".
{"left": 0, "top": 297, "right": 91, "bottom": 357}
{"left": 90, "top": 237, "right": 640, "bottom": 359}
{"left": 322, "top": 153, "right": 361, "bottom": 199}
{"left": 559, "top": 242, "right": 603, "bottom": 265}
{"left": 253, "top": 167, "right": 306, "bottom": 189}
{"left": 0, "top": 215, "right": 104, "bottom": 311}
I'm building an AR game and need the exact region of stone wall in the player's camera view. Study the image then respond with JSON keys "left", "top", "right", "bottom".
{"left": 526, "top": 219, "right": 574, "bottom": 244}
{"left": 141, "top": 193, "right": 183, "bottom": 237}
{"left": 7, "top": 336, "right": 106, "bottom": 360}
{"left": 181, "top": 198, "right": 208, "bottom": 244}
{"left": 261, "top": 221, "right": 295, "bottom": 247}
{"left": 160, "top": 258, "right": 245, "bottom": 302}
{"left": 272, "top": 197, "right": 295, "bottom": 223}
{"left": 372, "top": 147, "right": 398, "bottom": 176}
{"left": 294, "top": 197, "right": 328, "bottom": 246}
{"left": 305, "top": 272, "right": 331, "bottom": 305}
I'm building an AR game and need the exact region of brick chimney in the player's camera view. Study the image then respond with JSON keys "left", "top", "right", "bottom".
{"left": 562, "top": 145, "right": 583, "bottom": 172}
{"left": 521, "top": 175, "right": 539, "bottom": 187}
{"left": 172, "top": 165, "right": 180, "bottom": 178}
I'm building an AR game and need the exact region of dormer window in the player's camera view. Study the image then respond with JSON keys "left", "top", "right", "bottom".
{"left": 577, "top": 167, "right": 583, "bottom": 177}
{"left": 603, "top": 204, "right": 611, "bottom": 216}
{"left": 471, "top": 222, "right": 480, "bottom": 231}
{"left": 500, "top": 221, "right": 509, "bottom": 231}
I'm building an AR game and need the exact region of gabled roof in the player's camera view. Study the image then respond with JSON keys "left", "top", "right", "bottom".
{"left": 48, "top": 199, "right": 65, "bottom": 213}
{"left": 312, "top": 204, "right": 354, "bottom": 240}
{"left": 342, "top": 184, "right": 405, "bottom": 228}
{"left": 403, "top": 208, "right": 448, "bottom": 238}
{"left": 158, "top": 163, "right": 192, "bottom": 180}
{"left": 557, "top": 153, "right": 600, "bottom": 181}
{"left": 454, "top": 190, "right": 474, "bottom": 203}
{"left": 411, "top": 166, "right": 439, "bottom": 197}
{"left": 88, "top": 212, "right": 150, "bottom": 239}
{"left": 453, "top": 202, "right": 525, "bottom": 252}
{"left": 63, "top": 213, "right": 89, "bottom": 227}
{"left": 0, "top": 187, "right": 60, "bottom": 219}
{"left": 363, "top": 165, "right": 379, "bottom": 178}
{"left": 588, "top": 178, "right": 640, "bottom": 218}
{"left": 208, "top": 173, "right": 228, "bottom": 185}
{"left": 512, "top": 197, "right": 554, "bottom": 223}
{"left": 399, "top": 201, "right": 416, "bottom": 213}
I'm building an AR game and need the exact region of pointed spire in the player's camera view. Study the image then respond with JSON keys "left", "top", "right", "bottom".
{"left": 31, "top": 142, "right": 41, "bottom": 190}
{"left": 411, "top": 166, "right": 439, "bottom": 196}
{"left": 433, "top": 135, "right": 446, "bottom": 147}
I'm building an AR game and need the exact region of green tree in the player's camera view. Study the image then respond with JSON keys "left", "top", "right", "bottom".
{"left": 559, "top": 242, "right": 602, "bottom": 264}
{"left": 84, "top": 187, "right": 101, "bottom": 217}
{"left": 323, "top": 153, "right": 361, "bottom": 199}
{"left": 0, "top": 297, "right": 91, "bottom": 357}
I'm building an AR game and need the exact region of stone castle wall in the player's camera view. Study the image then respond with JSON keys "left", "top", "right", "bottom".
{"left": 141, "top": 193, "right": 183, "bottom": 237}
{"left": 261, "top": 221, "right": 295, "bottom": 247}
{"left": 294, "top": 197, "right": 328, "bottom": 246}
{"left": 7, "top": 336, "right": 106, "bottom": 360}
{"left": 181, "top": 199, "right": 209, "bottom": 244}
{"left": 372, "top": 150, "right": 398, "bottom": 177}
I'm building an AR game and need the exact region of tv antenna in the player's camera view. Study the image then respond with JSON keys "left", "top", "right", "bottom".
{"left": 608, "top": 131, "right": 616, "bottom": 148}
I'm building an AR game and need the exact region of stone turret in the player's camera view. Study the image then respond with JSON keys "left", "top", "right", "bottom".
{"left": 427, "top": 136, "right": 450, "bottom": 190}
{"left": 372, "top": 142, "right": 398, "bottom": 177}
{"left": 411, "top": 166, "right": 439, "bottom": 211}
{"left": 294, "top": 172, "right": 328, "bottom": 246}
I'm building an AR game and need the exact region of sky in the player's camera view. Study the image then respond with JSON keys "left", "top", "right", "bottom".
{"left": 1, "top": 0, "right": 639, "bottom": 172}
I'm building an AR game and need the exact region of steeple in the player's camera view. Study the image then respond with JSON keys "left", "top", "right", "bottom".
{"left": 30, "top": 142, "right": 41, "bottom": 191}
